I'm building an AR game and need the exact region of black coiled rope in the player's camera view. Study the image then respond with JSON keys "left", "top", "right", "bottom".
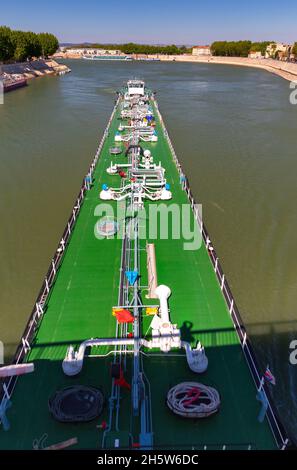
{"left": 48, "top": 385, "right": 104, "bottom": 423}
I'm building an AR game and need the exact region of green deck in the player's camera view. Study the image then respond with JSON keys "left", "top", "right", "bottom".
{"left": 0, "top": 94, "right": 277, "bottom": 450}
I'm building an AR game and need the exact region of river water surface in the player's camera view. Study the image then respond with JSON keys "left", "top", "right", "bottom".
{"left": 0, "top": 59, "right": 296, "bottom": 439}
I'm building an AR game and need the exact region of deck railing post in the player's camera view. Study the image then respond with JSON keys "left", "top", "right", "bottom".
{"left": 3, "top": 384, "right": 10, "bottom": 400}
{"left": 220, "top": 274, "right": 225, "bottom": 290}
{"left": 229, "top": 299, "right": 234, "bottom": 313}
{"left": 61, "top": 238, "right": 65, "bottom": 251}
{"left": 22, "top": 337, "right": 30, "bottom": 353}
{"left": 36, "top": 302, "right": 43, "bottom": 318}
{"left": 281, "top": 439, "right": 289, "bottom": 450}
{"left": 215, "top": 257, "right": 218, "bottom": 272}
{"left": 52, "top": 259, "right": 56, "bottom": 276}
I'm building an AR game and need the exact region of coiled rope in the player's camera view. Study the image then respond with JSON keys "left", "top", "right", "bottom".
{"left": 167, "top": 382, "right": 220, "bottom": 418}
{"left": 48, "top": 385, "right": 104, "bottom": 423}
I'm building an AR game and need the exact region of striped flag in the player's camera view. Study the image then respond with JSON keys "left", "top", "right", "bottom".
{"left": 264, "top": 367, "right": 276, "bottom": 385}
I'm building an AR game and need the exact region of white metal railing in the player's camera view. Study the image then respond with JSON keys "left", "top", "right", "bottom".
{"left": 152, "top": 97, "right": 289, "bottom": 450}
{"left": 0, "top": 97, "right": 120, "bottom": 406}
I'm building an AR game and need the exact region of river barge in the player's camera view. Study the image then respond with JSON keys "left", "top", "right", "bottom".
{"left": 82, "top": 55, "right": 133, "bottom": 61}
{"left": 0, "top": 80, "right": 289, "bottom": 450}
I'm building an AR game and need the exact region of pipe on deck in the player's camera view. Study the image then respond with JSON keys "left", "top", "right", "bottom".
{"left": 62, "top": 337, "right": 152, "bottom": 376}
{"left": 146, "top": 243, "right": 158, "bottom": 299}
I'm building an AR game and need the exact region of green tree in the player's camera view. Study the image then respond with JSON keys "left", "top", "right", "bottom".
{"left": 0, "top": 26, "right": 14, "bottom": 61}
{"left": 250, "top": 41, "right": 271, "bottom": 56}
{"left": 38, "top": 33, "right": 59, "bottom": 57}
{"left": 0, "top": 25, "right": 58, "bottom": 62}
{"left": 11, "top": 30, "right": 41, "bottom": 61}
{"left": 11, "top": 30, "right": 30, "bottom": 61}
{"left": 71, "top": 42, "right": 185, "bottom": 56}
{"left": 211, "top": 40, "right": 252, "bottom": 57}
{"left": 292, "top": 42, "right": 297, "bottom": 56}
{"left": 211, "top": 41, "right": 228, "bottom": 56}
{"left": 25, "top": 31, "right": 42, "bottom": 58}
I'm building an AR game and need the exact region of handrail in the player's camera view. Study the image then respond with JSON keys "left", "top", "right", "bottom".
{"left": 0, "top": 97, "right": 120, "bottom": 405}
{"left": 152, "top": 96, "right": 289, "bottom": 450}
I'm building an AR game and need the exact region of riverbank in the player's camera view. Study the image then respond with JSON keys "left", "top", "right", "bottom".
{"left": 159, "top": 55, "right": 297, "bottom": 82}
{"left": 54, "top": 52, "right": 297, "bottom": 82}
{"left": 1, "top": 59, "right": 70, "bottom": 84}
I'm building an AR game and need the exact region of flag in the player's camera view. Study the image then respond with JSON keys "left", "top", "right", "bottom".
{"left": 114, "top": 309, "right": 134, "bottom": 324}
{"left": 264, "top": 367, "right": 276, "bottom": 385}
{"left": 125, "top": 270, "right": 138, "bottom": 286}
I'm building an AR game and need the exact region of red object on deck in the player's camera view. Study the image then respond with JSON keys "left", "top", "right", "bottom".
{"left": 110, "top": 363, "right": 131, "bottom": 390}
{"left": 115, "top": 375, "right": 131, "bottom": 390}
{"left": 184, "top": 387, "right": 201, "bottom": 407}
{"left": 99, "top": 420, "right": 107, "bottom": 430}
{"left": 127, "top": 332, "right": 133, "bottom": 338}
{"left": 118, "top": 170, "right": 126, "bottom": 178}
{"left": 115, "top": 309, "right": 134, "bottom": 323}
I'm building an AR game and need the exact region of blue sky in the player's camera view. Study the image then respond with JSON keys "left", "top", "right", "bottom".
{"left": 2, "top": 0, "right": 297, "bottom": 44}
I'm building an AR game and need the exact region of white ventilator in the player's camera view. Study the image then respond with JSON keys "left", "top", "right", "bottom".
{"left": 182, "top": 341, "right": 208, "bottom": 373}
{"left": 155, "top": 285, "right": 171, "bottom": 323}
{"left": 150, "top": 285, "right": 181, "bottom": 353}
{"left": 99, "top": 183, "right": 172, "bottom": 206}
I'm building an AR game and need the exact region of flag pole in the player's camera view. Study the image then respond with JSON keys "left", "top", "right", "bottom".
{"left": 258, "top": 363, "right": 269, "bottom": 391}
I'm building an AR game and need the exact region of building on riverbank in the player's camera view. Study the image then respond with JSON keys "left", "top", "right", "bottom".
{"left": 192, "top": 45, "right": 211, "bottom": 56}
{"left": 248, "top": 51, "right": 264, "bottom": 59}
{"left": 265, "top": 42, "right": 293, "bottom": 60}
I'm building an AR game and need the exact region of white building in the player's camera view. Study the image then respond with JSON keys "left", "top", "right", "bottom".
{"left": 248, "top": 51, "right": 264, "bottom": 59}
{"left": 192, "top": 45, "right": 211, "bottom": 56}
{"left": 265, "top": 43, "right": 292, "bottom": 59}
